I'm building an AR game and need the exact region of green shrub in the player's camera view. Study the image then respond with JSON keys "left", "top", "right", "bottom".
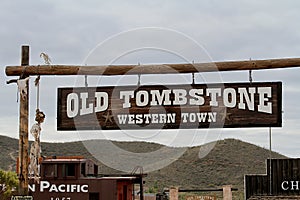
{"left": 0, "top": 170, "right": 18, "bottom": 200}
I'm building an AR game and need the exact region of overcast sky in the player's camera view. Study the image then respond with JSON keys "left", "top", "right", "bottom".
{"left": 1, "top": 0, "right": 300, "bottom": 158}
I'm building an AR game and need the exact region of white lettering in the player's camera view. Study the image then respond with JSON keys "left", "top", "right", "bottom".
{"left": 152, "top": 114, "right": 159, "bottom": 123}
{"left": 135, "top": 114, "right": 143, "bottom": 124}
{"left": 291, "top": 181, "right": 299, "bottom": 190}
{"left": 181, "top": 113, "right": 189, "bottom": 123}
{"left": 120, "top": 91, "right": 134, "bottom": 108}
{"left": 65, "top": 85, "right": 276, "bottom": 120}
{"left": 181, "top": 112, "right": 216, "bottom": 123}
{"left": 117, "top": 113, "right": 176, "bottom": 124}
{"left": 67, "top": 93, "right": 79, "bottom": 118}
{"left": 40, "top": 181, "right": 50, "bottom": 192}
{"left": 189, "top": 89, "right": 205, "bottom": 105}
{"left": 58, "top": 184, "right": 65, "bottom": 192}
{"left": 128, "top": 114, "right": 135, "bottom": 124}
{"left": 159, "top": 114, "right": 167, "bottom": 123}
{"left": 150, "top": 90, "right": 172, "bottom": 106}
{"left": 144, "top": 114, "right": 152, "bottom": 124}
{"left": 173, "top": 89, "right": 187, "bottom": 105}
{"left": 167, "top": 113, "right": 176, "bottom": 123}
{"left": 71, "top": 185, "right": 77, "bottom": 192}
{"left": 117, "top": 114, "right": 127, "bottom": 124}
{"left": 28, "top": 184, "right": 35, "bottom": 192}
{"left": 190, "top": 113, "right": 196, "bottom": 122}
{"left": 136, "top": 91, "right": 149, "bottom": 107}
{"left": 223, "top": 88, "right": 236, "bottom": 108}
{"left": 281, "top": 181, "right": 289, "bottom": 191}
{"left": 197, "top": 113, "right": 207, "bottom": 122}
{"left": 66, "top": 92, "right": 109, "bottom": 118}
{"left": 238, "top": 88, "right": 255, "bottom": 111}
{"left": 49, "top": 184, "right": 58, "bottom": 192}
{"left": 208, "top": 112, "right": 217, "bottom": 122}
{"left": 79, "top": 92, "right": 93, "bottom": 115}
{"left": 38, "top": 181, "right": 89, "bottom": 193}
{"left": 258, "top": 87, "right": 272, "bottom": 114}
{"left": 81, "top": 185, "right": 89, "bottom": 193}
{"left": 95, "top": 92, "right": 108, "bottom": 112}
{"left": 206, "top": 88, "right": 221, "bottom": 106}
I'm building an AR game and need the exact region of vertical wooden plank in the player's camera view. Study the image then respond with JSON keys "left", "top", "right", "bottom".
{"left": 273, "top": 160, "right": 275, "bottom": 195}
{"left": 278, "top": 159, "right": 283, "bottom": 195}
{"left": 297, "top": 159, "right": 300, "bottom": 179}
{"left": 263, "top": 175, "right": 268, "bottom": 195}
{"left": 286, "top": 159, "right": 291, "bottom": 195}
{"left": 140, "top": 176, "right": 144, "bottom": 200}
{"left": 18, "top": 45, "right": 29, "bottom": 195}
{"left": 272, "top": 159, "right": 278, "bottom": 195}
{"left": 266, "top": 159, "right": 271, "bottom": 195}
{"left": 244, "top": 175, "right": 248, "bottom": 199}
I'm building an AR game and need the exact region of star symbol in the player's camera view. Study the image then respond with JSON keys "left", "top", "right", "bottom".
{"left": 217, "top": 107, "right": 232, "bottom": 121}
{"left": 102, "top": 111, "right": 114, "bottom": 123}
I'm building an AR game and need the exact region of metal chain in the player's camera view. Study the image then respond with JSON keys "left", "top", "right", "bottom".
{"left": 138, "top": 74, "right": 141, "bottom": 86}
{"left": 192, "top": 73, "right": 195, "bottom": 85}
{"left": 192, "top": 60, "right": 195, "bottom": 85}
{"left": 85, "top": 75, "right": 88, "bottom": 88}
{"left": 249, "top": 58, "right": 253, "bottom": 84}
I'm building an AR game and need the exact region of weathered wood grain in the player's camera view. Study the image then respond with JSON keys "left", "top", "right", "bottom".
{"left": 6, "top": 58, "right": 300, "bottom": 76}
{"left": 19, "top": 46, "right": 29, "bottom": 195}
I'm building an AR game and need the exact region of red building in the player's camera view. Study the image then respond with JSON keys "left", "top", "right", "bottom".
{"left": 28, "top": 156, "right": 144, "bottom": 200}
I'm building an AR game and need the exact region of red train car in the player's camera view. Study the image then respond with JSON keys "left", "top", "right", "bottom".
{"left": 27, "top": 156, "right": 144, "bottom": 200}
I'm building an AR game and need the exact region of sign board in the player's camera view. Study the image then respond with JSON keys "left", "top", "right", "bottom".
{"left": 186, "top": 196, "right": 216, "bottom": 200}
{"left": 57, "top": 82, "right": 282, "bottom": 130}
{"left": 11, "top": 196, "right": 33, "bottom": 200}
{"left": 245, "top": 158, "right": 300, "bottom": 199}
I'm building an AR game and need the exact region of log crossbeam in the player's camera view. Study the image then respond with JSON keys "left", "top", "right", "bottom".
{"left": 5, "top": 58, "right": 300, "bottom": 77}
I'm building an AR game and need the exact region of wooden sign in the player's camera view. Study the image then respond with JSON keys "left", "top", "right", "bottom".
{"left": 57, "top": 82, "right": 282, "bottom": 130}
{"left": 186, "top": 196, "right": 216, "bottom": 200}
{"left": 245, "top": 158, "right": 300, "bottom": 198}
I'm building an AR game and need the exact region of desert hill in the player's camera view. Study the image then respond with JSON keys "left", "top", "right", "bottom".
{"left": 0, "top": 135, "right": 286, "bottom": 194}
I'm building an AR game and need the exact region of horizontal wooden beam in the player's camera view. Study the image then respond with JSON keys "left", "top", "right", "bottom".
{"left": 5, "top": 57, "right": 300, "bottom": 76}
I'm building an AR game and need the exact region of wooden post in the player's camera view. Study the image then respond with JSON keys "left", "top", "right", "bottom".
{"left": 140, "top": 176, "right": 144, "bottom": 200}
{"left": 222, "top": 185, "right": 232, "bottom": 200}
{"left": 169, "top": 187, "right": 178, "bottom": 200}
{"left": 18, "top": 45, "right": 29, "bottom": 195}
